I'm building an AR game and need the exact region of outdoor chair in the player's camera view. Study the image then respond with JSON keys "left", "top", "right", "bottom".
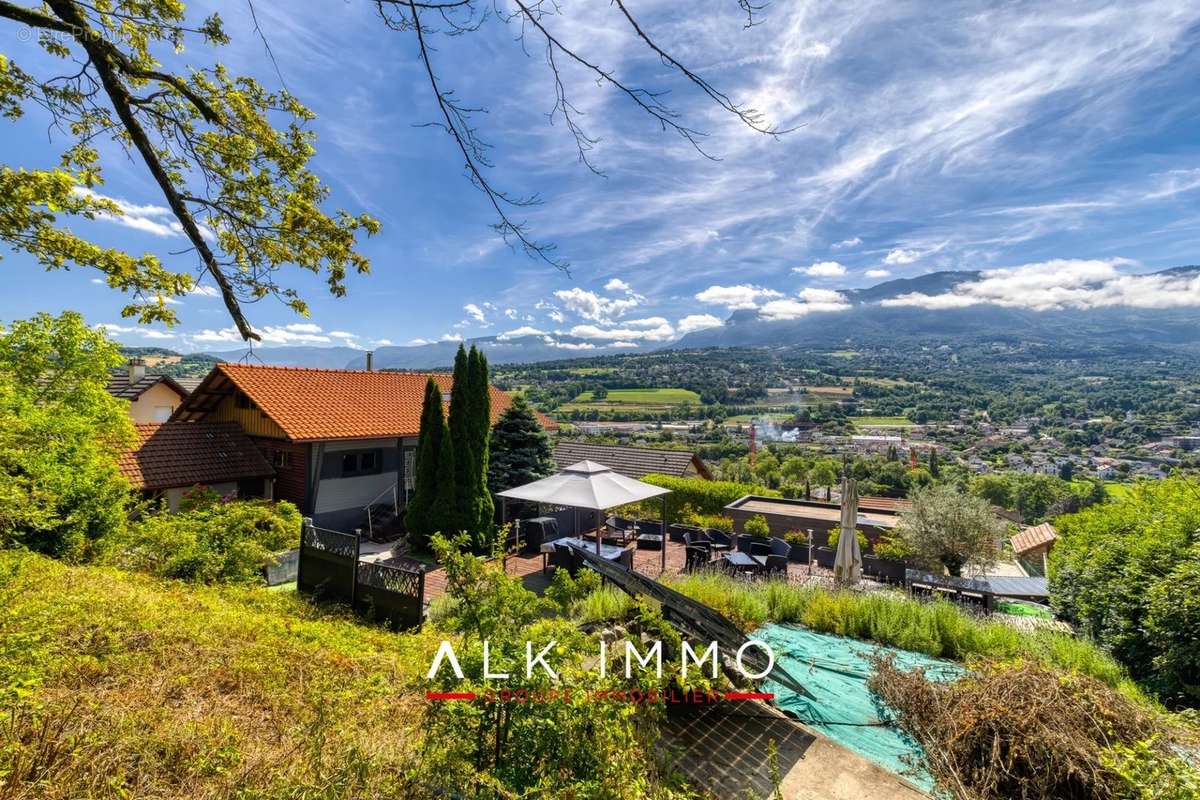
{"left": 750, "top": 541, "right": 770, "bottom": 559}
{"left": 683, "top": 530, "right": 710, "bottom": 551}
{"left": 604, "top": 516, "right": 634, "bottom": 545}
{"left": 704, "top": 529, "right": 733, "bottom": 551}
{"left": 668, "top": 523, "right": 699, "bottom": 543}
{"left": 547, "top": 542, "right": 582, "bottom": 575}
{"left": 769, "top": 537, "right": 791, "bottom": 559}
{"left": 764, "top": 553, "right": 788, "bottom": 577}
{"left": 684, "top": 544, "right": 712, "bottom": 573}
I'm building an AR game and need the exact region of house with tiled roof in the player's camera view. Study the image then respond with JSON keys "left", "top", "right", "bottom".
{"left": 1010, "top": 522, "right": 1058, "bottom": 577}
{"left": 119, "top": 422, "right": 276, "bottom": 510}
{"left": 552, "top": 442, "right": 711, "bottom": 481}
{"left": 107, "top": 359, "right": 192, "bottom": 423}
{"left": 170, "top": 363, "right": 555, "bottom": 532}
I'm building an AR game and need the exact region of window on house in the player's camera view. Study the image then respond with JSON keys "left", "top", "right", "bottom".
{"left": 272, "top": 450, "right": 290, "bottom": 469}
{"left": 234, "top": 392, "right": 259, "bottom": 411}
{"left": 337, "top": 449, "right": 383, "bottom": 478}
{"left": 153, "top": 405, "right": 173, "bottom": 422}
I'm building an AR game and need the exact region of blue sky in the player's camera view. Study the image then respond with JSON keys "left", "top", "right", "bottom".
{"left": 3, "top": 0, "right": 1200, "bottom": 352}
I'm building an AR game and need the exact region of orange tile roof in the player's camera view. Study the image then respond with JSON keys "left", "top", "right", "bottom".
{"left": 177, "top": 363, "right": 556, "bottom": 442}
{"left": 1010, "top": 522, "right": 1058, "bottom": 555}
{"left": 119, "top": 422, "right": 275, "bottom": 490}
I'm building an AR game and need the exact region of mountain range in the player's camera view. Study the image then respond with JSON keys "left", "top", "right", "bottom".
{"left": 186, "top": 265, "right": 1200, "bottom": 370}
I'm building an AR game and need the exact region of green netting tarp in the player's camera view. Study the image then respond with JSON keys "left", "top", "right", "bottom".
{"left": 756, "top": 623, "right": 964, "bottom": 793}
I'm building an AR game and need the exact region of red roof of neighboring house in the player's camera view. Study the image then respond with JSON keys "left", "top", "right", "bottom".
{"left": 172, "top": 363, "right": 557, "bottom": 442}
{"left": 119, "top": 422, "right": 275, "bottom": 490}
{"left": 1011, "top": 522, "right": 1058, "bottom": 555}
{"left": 107, "top": 372, "right": 190, "bottom": 401}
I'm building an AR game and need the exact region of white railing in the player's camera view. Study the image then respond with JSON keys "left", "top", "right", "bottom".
{"left": 364, "top": 482, "right": 399, "bottom": 539}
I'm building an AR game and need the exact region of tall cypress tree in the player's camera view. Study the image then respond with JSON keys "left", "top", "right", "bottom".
{"left": 406, "top": 378, "right": 444, "bottom": 552}
{"left": 432, "top": 417, "right": 458, "bottom": 535}
{"left": 446, "top": 344, "right": 473, "bottom": 534}
{"left": 467, "top": 346, "right": 494, "bottom": 540}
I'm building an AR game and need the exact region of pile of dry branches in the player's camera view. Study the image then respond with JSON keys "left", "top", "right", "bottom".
{"left": 868, "top": 657, "right": 1170, "bottom": 800}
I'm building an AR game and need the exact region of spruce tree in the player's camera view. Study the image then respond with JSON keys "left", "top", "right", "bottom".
{"left": 489, "top": 395, "right": 555, "bottom": 494}
{"left": 446, "top": 344, "right": 473, "bottom": 534}
{"left": 405, "top": 378, "right": 444, "bottom": 551}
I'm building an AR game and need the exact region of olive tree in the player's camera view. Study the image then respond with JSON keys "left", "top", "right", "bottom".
{"left": 895, "top": 484, "right": 1004, "bottom": 577}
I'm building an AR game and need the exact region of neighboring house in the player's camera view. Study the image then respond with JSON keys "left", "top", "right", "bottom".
{"left": 1010, "top": 522, "right": 1058, "bottom": 577}
{"left": 170, "top": 363, "right": 555, "bottom": 532}
{"left": 119, "top": 422, "right": 276, "bottom": 510}
{"left": 108, "top": 358, "right": 192, "bottom": 423}
{"left": 552, "top": 442, "right": 712, "bottom": 480}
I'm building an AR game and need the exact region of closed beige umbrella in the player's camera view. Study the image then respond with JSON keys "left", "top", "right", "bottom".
{"left": 834, "top": 477, "right": 863, "bottom": 585}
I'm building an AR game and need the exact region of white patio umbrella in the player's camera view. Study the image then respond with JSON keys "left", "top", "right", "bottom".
{"left": 496, "top": 461, "right": 671, "bottom": 568}
{"left": 833, "top": 477, "right": 863, "bottom": 585}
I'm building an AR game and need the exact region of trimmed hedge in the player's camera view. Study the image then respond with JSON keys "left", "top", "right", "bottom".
{"left": 640, "top": 473, "right": 780, "bottom": 519}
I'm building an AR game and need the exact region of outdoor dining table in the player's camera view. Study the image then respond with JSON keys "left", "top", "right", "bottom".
{"left": 557, "top": 537, "right": 634, "bottom": 570}
{"left": 722, "top": 551, "right": 765, "bottom": 575}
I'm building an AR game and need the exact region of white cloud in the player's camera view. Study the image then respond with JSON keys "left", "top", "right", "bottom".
{"left": 677, "top": 314, "right": 724, "bottom": 334}
{"left": 547, "top": 310, "right": 566, "bottom": 323}
{"left": 464, "top": 303, "right": 487, "bottom": 324}
{"left": 610, "top": 342, "right": 640, "bottom": 348}
{"left": 328, "top": 330, "right": 358, "bottom": 341}
{"left": 542, "top": 336, "right": 596, "bottom": 351}
{"left": 695, "top": 284, "right": 783, "bottom": 310}
{"left": 373, "top": 339, "right": 394, "bottom": 347}
{"left": 192, "top": 322, "right": 333, "bottom": 345}
{"left": 497, "top": 326, "right": 546, "bottom": 340}
{"left": 188, "top": 284, "right": 220, "bottom": 297}
{"left": 604, "top": 278, "right": 632, "bottom": 293}
{"left": 796, "top": 260, "right": 847, "bottom": 278}
{"left": 504, "top": 307, "right": 518, "bottom": 319}
{"left": 440, "top": 332, "right": 464, "bottom": 342}
{"left": 90, "top": 278, "right": 105, "bottom": 285}
{"left": 554, "top": 287, "right": 643, "bottom": 322}
{"left": 408, "top": 338, "right": 432, "bottom": 345}
{"left": 866, "top": 269, "right": 892, "bottom": 278}
{"left": 883, "top": 248, "right": 921, "bottom": 265}
{"left": 759, "top": 289, "right": 851, "bottom": 320}
{"left": 832, "top": 237, "right": 862, "bottom": 250}
{"left": 568, "top": 316, "right": 676, "bottom": 342}
{"left": 880, "top": 259, "right": 1200, "bottom": 311}
{"left": 95, "top": 322, "right": 175, "bottom": 340}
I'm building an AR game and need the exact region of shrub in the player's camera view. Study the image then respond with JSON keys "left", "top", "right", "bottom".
{"left": 783, "top": 529, "right": 808, "bottom": 546}
{"left": 1051, "top": 479, "right": 1200, "bottom": 708}
{"left": 103, "top": 493, "right": 301, "bottom": 584}
{"left": 873, "top": 531, "right": 911, "bottom": 560}
{"left": 826, "top": 527, "right": 869, "bottom": 552}
{"left": 545, "top": 565, "right": 601, "bottom": 613}
{"left": 743, "top": 514, "right": 770, "bottom": 538}
{"left": 574, "top": 586, "right": 635, "bottom": 624}
{"left": 682, "top": 510, "right": 734, "bottom": 532}
{"left": 640, "top": 473, "right": 778, "bottom": 519}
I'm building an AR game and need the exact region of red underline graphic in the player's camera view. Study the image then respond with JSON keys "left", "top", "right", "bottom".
{"left": 426, "top": 692, "right": 477, "bottom": 700}
{"left": 723, "top": 692, "right": 775, "bottom": 700}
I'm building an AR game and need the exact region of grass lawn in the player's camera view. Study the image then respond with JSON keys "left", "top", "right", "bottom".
{"left": 852, "top": 416, "right": 916, "bottom": 427}
{"left": 566, "top": 387, "right": 701, "bottom": 407}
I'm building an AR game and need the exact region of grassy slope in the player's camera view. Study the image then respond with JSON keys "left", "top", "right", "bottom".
{"left": 0, "top": 553, "right": 439, "bottom": 799}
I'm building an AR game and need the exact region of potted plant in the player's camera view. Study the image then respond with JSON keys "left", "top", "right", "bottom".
{"left": 783, "top": 529, "right": 809, "bottom": 563}
{"left": 867, "top": 532, "right": 910, "bottom": 583}
{"left": 738, "top": 514, "right": 771, "bottom": 552}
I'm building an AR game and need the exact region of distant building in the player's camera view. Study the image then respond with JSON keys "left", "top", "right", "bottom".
{"left": 107, "top": 358, "right": 193, "bottom": 423}
{"left": 1011, "top": 522, "right": 1058, "bottom": 577}
{"left": 552, "top": 442, "right": 711, "bottom": 480}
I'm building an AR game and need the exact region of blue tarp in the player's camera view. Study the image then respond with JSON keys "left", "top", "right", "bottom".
{"left": 756, "top": 623, "right": 964, "bottom": 793}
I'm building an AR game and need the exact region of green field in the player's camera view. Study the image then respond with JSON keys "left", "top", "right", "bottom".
{"left": 851, "top": 416, "right": 916, "bottom": 427}
{"left": 567, "top": 387, "right": 701, "bottom": 407}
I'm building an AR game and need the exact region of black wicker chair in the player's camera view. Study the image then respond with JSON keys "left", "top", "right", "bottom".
{"left": 704, "top": 529, "right": 733, "bottom": 551}
{"left": 684, "top": 544, "right": 712, "bottom": 573}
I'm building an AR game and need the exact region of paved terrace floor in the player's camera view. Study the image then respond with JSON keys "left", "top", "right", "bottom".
{"left": 410, "top": 538, "right": 859, "bottom": 602}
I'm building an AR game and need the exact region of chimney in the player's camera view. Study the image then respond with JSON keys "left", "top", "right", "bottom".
{"left": 128, "top": 357, "right": 146, "bottom": 382}
{"left": 365, "top": 351, "right": 374, "bottom": 371}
